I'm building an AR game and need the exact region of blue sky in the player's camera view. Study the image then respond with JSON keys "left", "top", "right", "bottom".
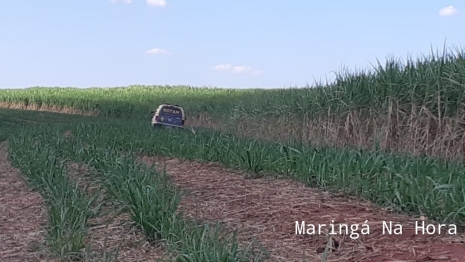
{"left": 0, "top": 1, "right": 463, "bottom": 89}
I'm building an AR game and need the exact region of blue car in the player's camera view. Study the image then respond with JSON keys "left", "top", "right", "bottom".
{"left": 151, "top": 104, "right": 186, "bottom": 129}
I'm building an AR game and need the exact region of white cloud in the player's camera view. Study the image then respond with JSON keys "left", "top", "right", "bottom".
{"left": 211, "top": 64, "right": 263, "bottom": 75}
{"left": 146, "top": 0, "right": 167, "bottom": 7}
{"left": 145, "top": 48, "right": 171, "bottom": 55}
{"left": 111, "top": 0, "right": 132, "bottom": 3}
{"left": 439, "top": 6, "right": 458, "bottom": 17}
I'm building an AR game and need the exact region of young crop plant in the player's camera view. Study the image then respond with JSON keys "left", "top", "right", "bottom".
{"left": 67, "top": 119, "right": 465, "bottom": 228}
{"left": 7, "top": 130, "right": 96, "bottom": 260}
{"left": 85, "top": 151, "right": 269, "bottom": 261}
{"left": 14, "top": 110, "right": 464, "bottom": 229}
{"left": 37, "top": 123, "right": 272, "bottom": 261}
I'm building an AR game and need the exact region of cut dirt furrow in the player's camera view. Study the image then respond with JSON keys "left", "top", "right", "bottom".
{"left": 0, "top": 142, "right": 55, "bottom": 262}
{"left": 139, "top": 156, "right": 465, "bottom": 262}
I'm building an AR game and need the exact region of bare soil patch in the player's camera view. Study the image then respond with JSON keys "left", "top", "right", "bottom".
{"left": 139, "top": 156, "right": 465, "bottom": 262}
{"left": 0, "top": 142, "right": 55, "bottom": 261}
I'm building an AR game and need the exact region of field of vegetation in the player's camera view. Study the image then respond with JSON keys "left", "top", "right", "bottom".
{"left": 2, "top": 47, "right": 465, "bottom": 159}
{"left": 1, "top": 47, "right": 465, "bottom": 261}
{"left": 1, "top": 110, "right": 271, "bottom": 261}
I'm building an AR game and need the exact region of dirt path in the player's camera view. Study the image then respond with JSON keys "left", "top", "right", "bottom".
{"left": 139, "top": 156, "right": 465, "bottom": 262}
{"left": 0, "top": 142, "right": 54, "bottom": 262}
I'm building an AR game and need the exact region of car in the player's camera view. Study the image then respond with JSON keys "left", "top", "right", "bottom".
{"left": 151, "top": 103, "right": 186, "bottom": 129}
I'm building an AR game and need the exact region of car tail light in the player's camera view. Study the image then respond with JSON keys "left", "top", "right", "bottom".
{"left": 182, "top": 119, "right": 185, "bottom": 124}
{"left": 155, "top": 116, "right": 159, "bottom": 121}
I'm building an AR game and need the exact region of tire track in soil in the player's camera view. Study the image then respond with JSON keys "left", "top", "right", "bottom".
{"left": 0, "top": 142, "right": 57, "bottom": 262}
{"left": 139, "top": 156, "right": 465, "bottom": 262}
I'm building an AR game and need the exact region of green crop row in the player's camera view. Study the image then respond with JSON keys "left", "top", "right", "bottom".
{"left": 3, "top": 107, "right": 465, "bottom": 228}
{"left": 7, "top": 131, "right": 96, "bottom": 260}
{"left": 6, "top": 120, "right": 270, "bottom": 261}
{"left": 72, "top": 145, "right": 270, "bottom": 261}
{"left": 65, "top": 118, "right": 465, "bottom": 227}
{"left": 3, "top": 104, "right": 465, "bottom": 261}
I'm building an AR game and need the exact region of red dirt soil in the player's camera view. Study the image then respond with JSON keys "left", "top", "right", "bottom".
{"left": 0, "top": 142, "right": 55, "bottom": 262}
{"left": 139, "top": 156, "right": 465, "bottom": 262}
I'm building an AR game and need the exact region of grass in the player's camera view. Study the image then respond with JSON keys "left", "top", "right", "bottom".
{"left": 2, "top": 107, "right": 464, "bottom": 228}
{"left": 1, "top": 46, "right": 464, "bottom": 120}
{"left": 69, "top": 119, "right": 465, "bottom": 227}
{"left": 66, "top": 131, "right": 271, "bottom": 261}
{"left": 5, "top": 115, "right": 270, "bottom": 261}
{"left": 7, "top": 132, "right": 96, "bottom": 260}
{"left": 1, "top": 46, "right": 465, "bottom": 160}
{"left": 2, "top": 44, "right": 465, "bottom": 259}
